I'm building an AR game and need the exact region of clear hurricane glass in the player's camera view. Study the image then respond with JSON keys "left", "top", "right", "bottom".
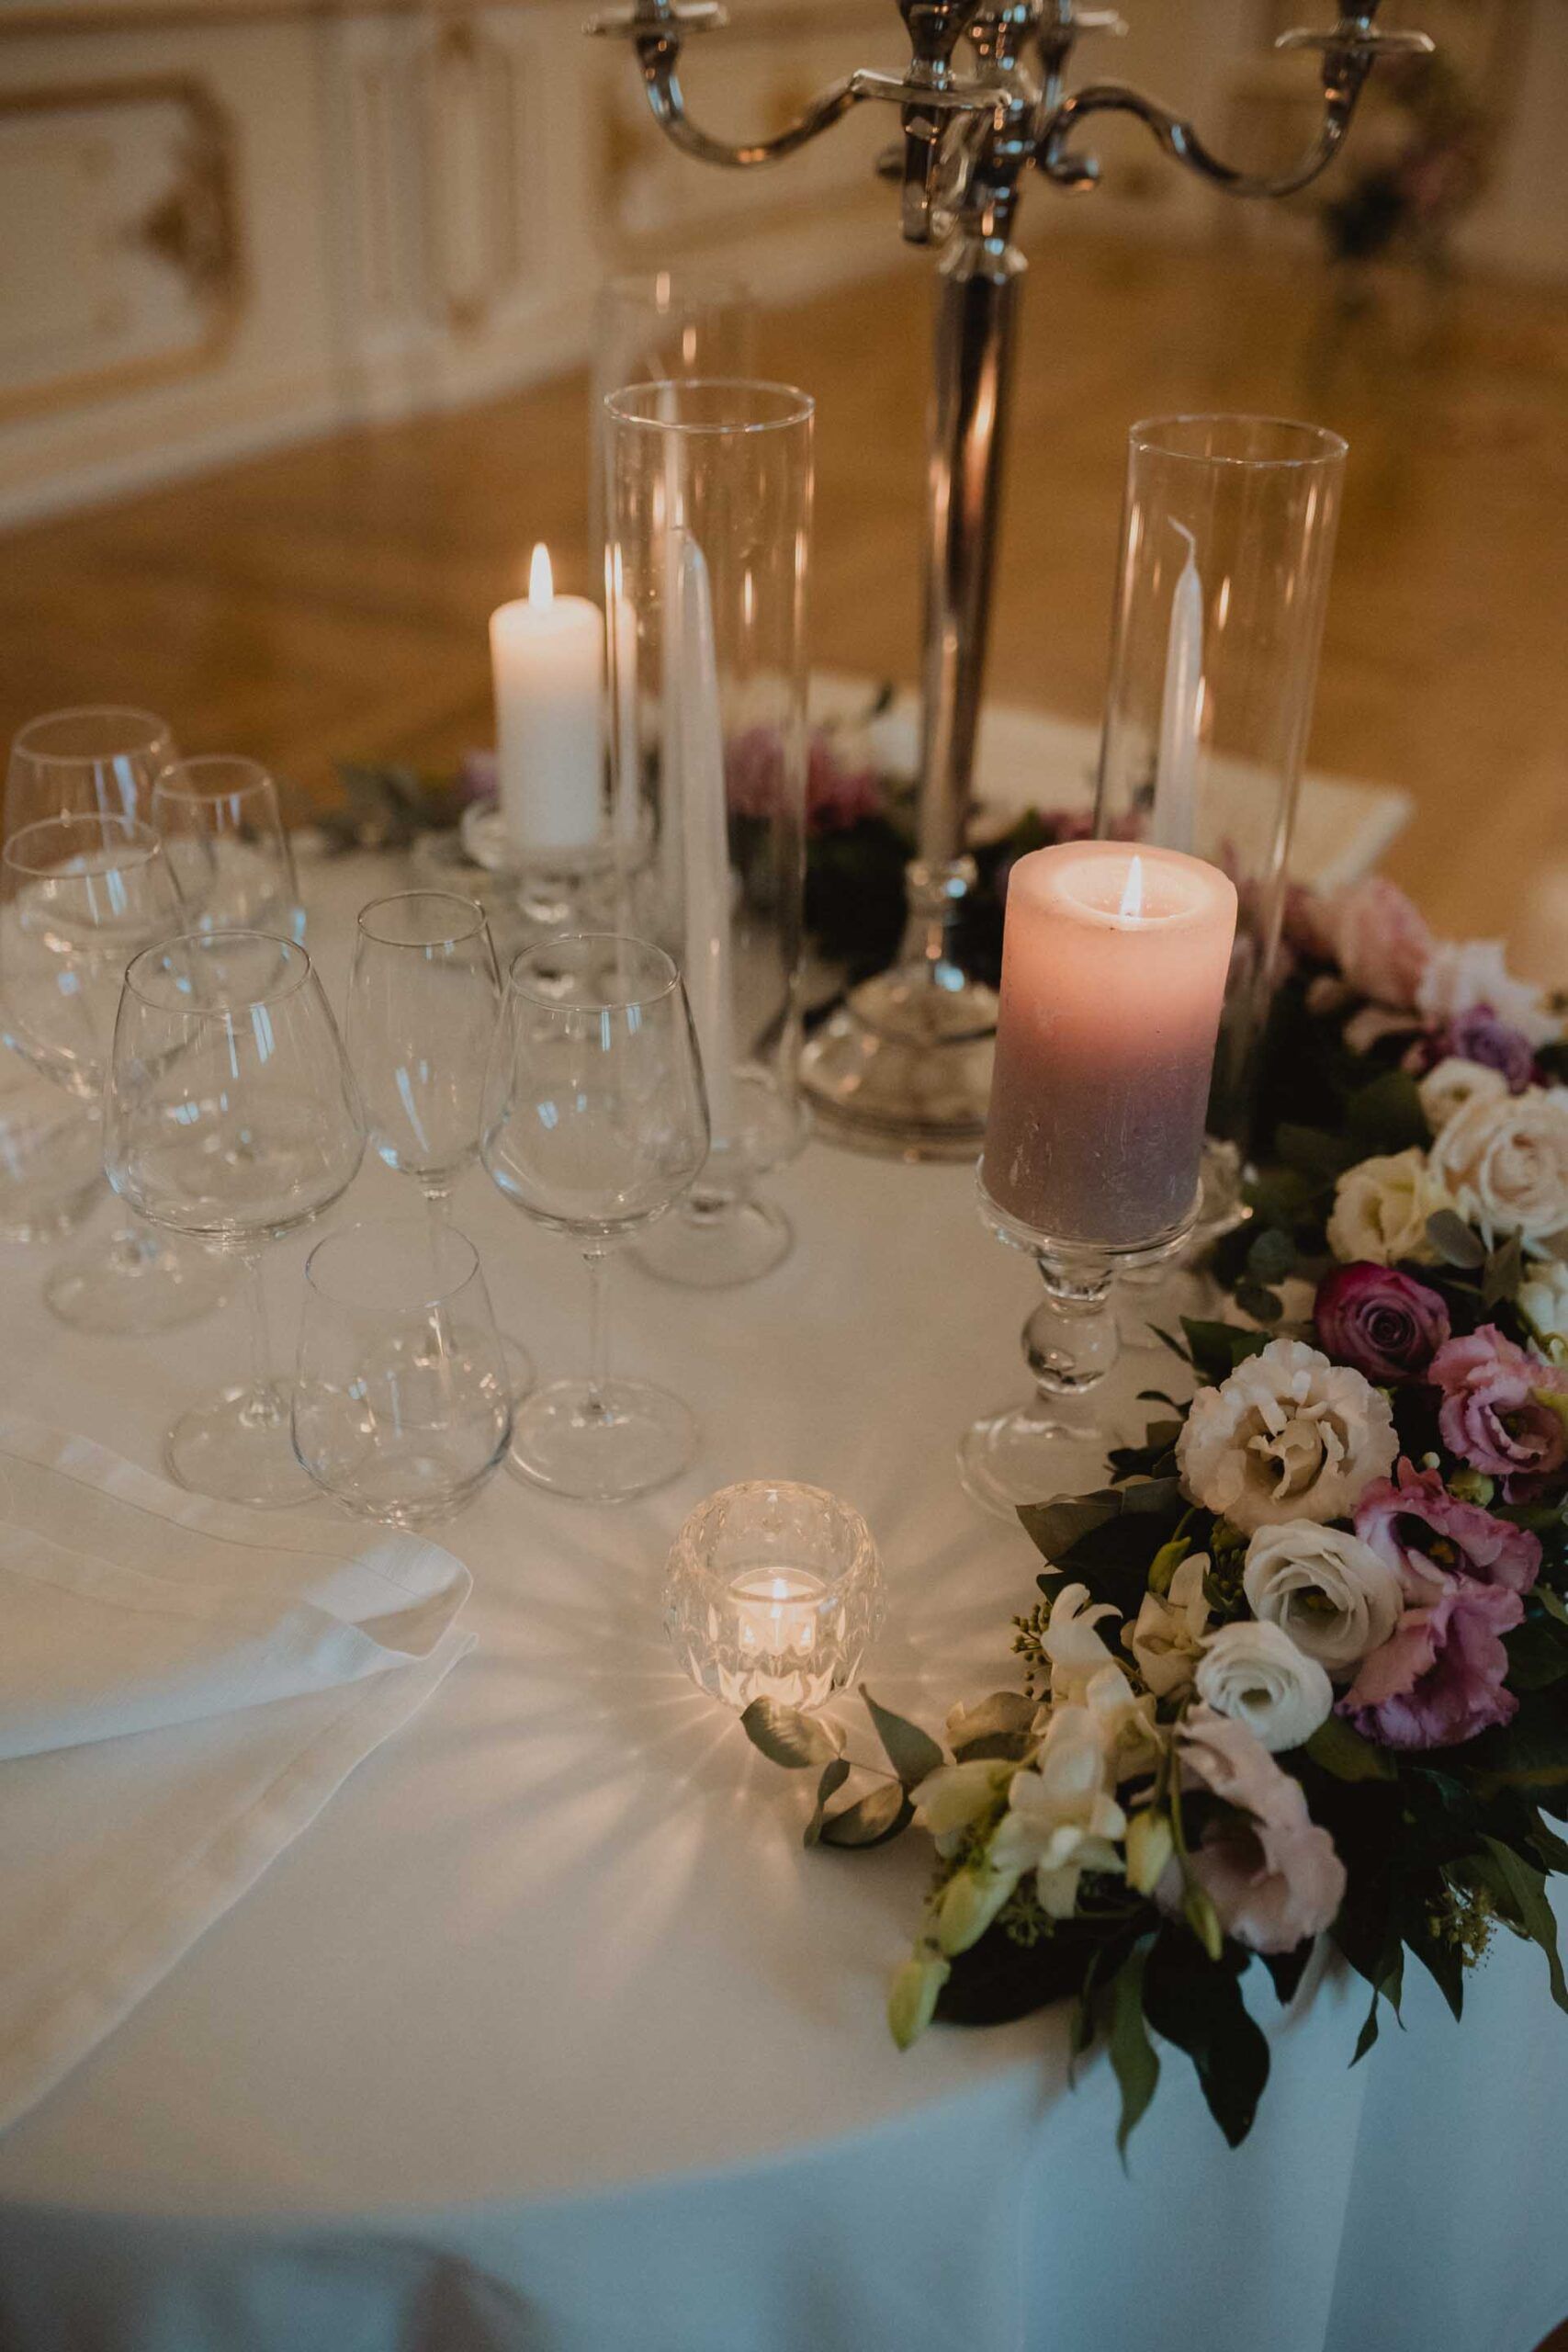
{"left": 151, "top": 755, "right": 304, "bottom": 942}
{"left": 293, "top": 1218, "right": 512, "bottom": 1527}
{"left": 479, "top": 933, "right": 709, "bottom": 1502}
{"left": 105, "top": 931, "right": 366, "bottom": 1507}
{"left": 4, "top": 714, "right": 224, "bottom": 1331}
{"left": 604, "top": 379, "right": 812, "bottom": 1286}
{"left": 664, "top": 1480, "right": 885, "bottom": 1713}
{"left": 1096, "top": 415, "right": 1348, "bottom": 1243}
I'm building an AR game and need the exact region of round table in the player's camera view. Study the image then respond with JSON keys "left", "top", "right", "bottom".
{"left": 0, "top": 846, "right": 1563, "bottom": 2352}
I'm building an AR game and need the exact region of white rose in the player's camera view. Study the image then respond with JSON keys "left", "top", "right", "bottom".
{"left": 988, "top": 1704, "right": 1126, "bottom": 1919}
{"left": 1427, "top": 1086, "right": 1568, "bottom": 1246}
{"left": 1416, "top": 939, "right": 1558, "bottom": 1049}
{"left": 1125, "top": 1552, "right": 1213, "bottom": 1698}
{"left": 1519, "top": 1258, "right": 1568, "bottom": 1360}
{"left": 1243, "top": 1521, "right": 1404, "bottom": 1676}
{"left": 1176, "top": 1337, "right": 1398, "bottom": 1535}
{"left": 1193, "top": 1620, "right": 1334, "bottom": 1753}
{"left": 1418, "top": 1056, "right": 1509, "bottom": 1138}
{"left": 1326, "top": 1147, "right": 1448, "bottom": 1266}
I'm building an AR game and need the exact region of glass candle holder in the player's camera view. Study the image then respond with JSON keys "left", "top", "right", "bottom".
{"left": 604, "top": 379, "right": 812, "bottom": 1288}
{"left": 1095, "top": 415, "right": 1347, "bottom": 1238}
{"left": 664, "top": 1480, "right": 885, "bottom": 1713}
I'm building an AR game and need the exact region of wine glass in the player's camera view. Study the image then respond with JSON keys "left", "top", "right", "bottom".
{"left": 151, "top": 756, "right": 304, "bottom": 942}
{"left": 105, "top": 930, "right": 366, "bottom": 1507}
{"left": 293, "top": 1217, "right": 513, "bottom": 1526}
{"left": 4, "top": 714, "right": 224, "bottom": 1332}
{"left": 480, "top": 933, "right": 709, "bottom": 1501}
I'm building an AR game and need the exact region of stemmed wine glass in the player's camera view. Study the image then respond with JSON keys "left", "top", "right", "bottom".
{"left": 151, "top": 756, "right": 304, "bottom": 943}
{"left": 4, "top": 711, "right": 224, "bottom": 1331}
{"left": 105, "top": 930, "right": 366, "bottom": 1507}
{"left": 480, "top": 933, "right": 709, "bottom": 1501}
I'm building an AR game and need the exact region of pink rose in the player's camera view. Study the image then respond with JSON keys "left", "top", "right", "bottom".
{"left": 1339, "top": 1573, "right": 1522, "bottom": 1749}
{"left": 1429, "top": 1325, "right": 1568, "bottom": 1498}
{"left": 1161, "top": 1708, "right": 1347, "bottom": 1954}
{"left": 1318, "top": 878, "right": 1435, "bottom": 1012}
{"left": 1355, "top": 1457, "right": 1540, "bottom": 1598}
{"left": 1314, "top": 1263, "right": 1451, "bottom": 1384}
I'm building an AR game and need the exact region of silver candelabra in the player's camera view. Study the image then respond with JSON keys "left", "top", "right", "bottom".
{"left": 587, "top": 0, "right": 1433, "bottom": 1158}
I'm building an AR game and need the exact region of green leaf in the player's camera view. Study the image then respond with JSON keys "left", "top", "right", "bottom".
{"left": 1426, "top": 1209, "right": 1487, "bottom": 1270}
{"left": 1142, "top": 1930, "right": 1269, "bottom": 2149}
{"left": 1483, "top": 1230, "right": 1525, "bottom": 1308}
{"left": 1104, "top": 1945, "right": 1160, "bottom": 2164}
{"left": 1470, "top": 1837, "right": 1568, "bottom": 2015}
{"left": 1278, "top": 1122, "right": 1359, "bottom": 1182}
{"left": 1261, "top": 1940, "right": 1314, "bottom": 2007}
{"left": 1538, "top": 1586, "right": 1568, "bottom": 1629}
{"left": 1347, "top": 1943, "right": 1403, "bottom": 2066}
{"left": 1247, "top": 1226, "right": 1298, "bottom": 1285}
{"left": 1303, "top": 1714, "right": 1397, "bottom": 1781}
{"left": 1351, "top": 1987, "right": 1382, "bottom": 2065}
{"left": 947, "top": 1690, "right": 1037, "bottom": 1764}
{"left": 1021, "top": 1480, "right": 1187, "bottom": 1617}
{"left": 739, "top": 1699, "right": 845, "bottom": 1770}
{"left": 818, "top": 1783, "right": 914, "bottom": 1848}
{"left": 1181, "top": 1317, "right": 1273, "bottom": 1383}
{"left": 803, "top": 1758, "right": 851, "bottom": 1847}
{"left": 1505, "top": 1618, "right": 1568, "bottom": 1692}
{"left": 1472, "top": 1687, "right": 1568, "bottom": 1793}
{"left": 860, "top": 1688, "right": 945, "bottom": 1789}
{"left": 1233, "top": 1283, "right": 1284, "bottom": 1327}
{"left": 1348, "top": 1069, "right": 1427, "bottom": 1155}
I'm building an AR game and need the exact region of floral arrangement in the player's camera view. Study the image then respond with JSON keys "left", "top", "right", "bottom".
{"left": 742, "top": 874, "right": 1568, "bottom": 2149}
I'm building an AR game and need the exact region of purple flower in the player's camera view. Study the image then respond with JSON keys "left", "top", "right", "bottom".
{"left": 1339, "top": 1573, "right": 1522, "bottom": 1749}
{"left": 1355, "top": 1457, "right": 1540, "bottom": 1598}
{"left": 1407, "top": 1004, "right": 1538, "bottom": 1094}
{"left": 1315, "top": 1262, "right": 1451, "bottom": 1384}
{"left": 725, "top": 726, "right": 885, "bottom": 835}
{"left": 1429, "top": 1325, "right": 1568, "bottom": 1498}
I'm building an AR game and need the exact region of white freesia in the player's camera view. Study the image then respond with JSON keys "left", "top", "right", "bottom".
{"left": 1243, "top": 1521, "right": 1404, "bottom": 1675}
{"left": 1124, "top": 1553, "right": 1213, "bottom": 1699}
{"left": 1520, "top": 1258, "right": 1568, "bottom": 1363}
{"left": 1428, "top": 1086, "right": 1568, "bottom": 1247}
{"left": 911, "top": 1758, "right": 1012, "bottom": 1858}
{"left": 1416, "top": 938, "right": 1558, "bottom": 1048}
{"left": 1325, "top": 1147, "right": 1449, "bottom": 1266}
{"left": 1039, "top": 1581, "right": 1122, "bottom": 1703}
{"left": 1077, "top": 1662, "right": 1162, "bottom": 1781}
{"left": 988, "top": 1704, "right": 1127, "bottom": 1918}
{"left": 1176, "top": 1337, "right": 1398, "bottom": 1535}
{"left": 1418, "top": 1056, "right": 1509, "bottom": 1137}
{"left": 1193, "top": 1620, "right": 1334, "bottom": 1753}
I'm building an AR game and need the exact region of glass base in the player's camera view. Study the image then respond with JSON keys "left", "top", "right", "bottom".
{"left": 958, "top": 1400, "right": 1114, "bottom": 1524}
{"left": 507, "top": 1377, "right": 696, "bottom": 1503}
{"left": 635, "top": 1192, "right": 792, "bottom": 1288}
{"left": 798, "top": 962, "right": 998, "bottom": 1162}
{"left": 167, "top": 1381, "right": 317, "bottom": 1509}
{"left": 46, "top": 1226, "right": 228, "bottom": 1336}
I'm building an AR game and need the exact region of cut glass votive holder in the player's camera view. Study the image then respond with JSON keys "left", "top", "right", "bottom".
{"left": 664, "top": 1480, "right": 885, "bottom": 1713}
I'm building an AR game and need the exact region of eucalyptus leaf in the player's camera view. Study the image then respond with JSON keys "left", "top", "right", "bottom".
{"left": 1347, "top": 1069, "right": 1427, "bottom": 1155}
{"left": 1483, "top": 1231, "right": 1525, "bottom": 1308}
{"left": 818, "top": 1783, "right": 915, "bottom": 1849}
{"left": 739, "top": 1699, "right": 845, "bottom": 1771}
{"left": 1426, "top": 1209, "right": 1487, "bottom": 1271}
{"left": 1247, "top": 1226, "right": 1298, "bottom": 1284}
{"left": 948, "top": 1690, "right": 1037, "bottom": 1764}
{"left": 1233, "top": 1282, "right": 1284, "bottom": 1327}
{"left": 803, "top": 1758, "right": 851, "bottom": 1848}
{"left": 1105, "top": 1945, "right": 1160, "bottom": 2163}
{"left": 861, "top": 1688, "right": 945, "bottom": 1789}
{"left": 1303, "top": 1715, "right": 1397, "bottom": 1782}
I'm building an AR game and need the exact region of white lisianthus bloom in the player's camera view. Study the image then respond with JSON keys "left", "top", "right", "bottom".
{"left": 1176, "top": 1338, "right": 1398, "bottom": 1535}
{"left": 1519, "top": 1258, "right": 1568, "bottom": 1362}
{"left": 1418, "top": 1056, "right": 1509, "bottom": 1138}
{"left": 1039, "top": 1581, "right": 1122, "bottom": 1704}
{"left": 1124, "top": 1553, "right": 1213, "bottom": 1698}
{"left": 1325, "top": 1147, "right": 1450, "bottom": 1266}
{"left": 1416, "top": 939, "right": 1558, "bottom": 1048}
{"left": 1193, "top": 1620, "right": 1334, "bottom": 1753}
{"left": 1243, "top": 1521, "right": 1404, "bottom": 1676}
{"left": 910, "top": 1758, "right": 1013, "bottom": 1858}
{"left": 1427, "top": 1086, "right": 1568, "bottom": 1248}
{"left": 989, "top": 1705, "right": 1127, "bottom": 1918}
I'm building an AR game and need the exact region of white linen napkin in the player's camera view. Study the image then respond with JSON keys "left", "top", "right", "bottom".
{"left": 0, "top": 1415, "right": 474, "bottom": 2133}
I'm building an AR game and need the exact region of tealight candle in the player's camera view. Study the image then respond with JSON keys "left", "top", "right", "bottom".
{"left": 981, "top": 840, "right": 1237, "bottom": 1249}
{"left": 489, "top": 545, "right": 605, "bottom": 860}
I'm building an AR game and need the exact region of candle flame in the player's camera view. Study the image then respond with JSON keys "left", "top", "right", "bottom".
{"left": 1119, "top": 854, "right": 1145, "bottom": 921}
{"left": 528, "top": 543, "right": 554, "bottom": 611}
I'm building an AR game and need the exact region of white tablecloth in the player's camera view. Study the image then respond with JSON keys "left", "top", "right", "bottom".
{"left": 0, "top": 843, "right": 1562, "bottom": 2352}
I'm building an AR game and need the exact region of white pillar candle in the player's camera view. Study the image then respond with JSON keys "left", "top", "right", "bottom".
{"left": 675, "top": 533, "right": 738, "bottom": 1145}
{"left": 489, "top": 545, "right": 605, "bottom": 861}
{"left": 1153, "top": 523, "right": 1203, "bottom": 855}
{"left": 981, "top": 841, "right": 1237, "bottom": 1249}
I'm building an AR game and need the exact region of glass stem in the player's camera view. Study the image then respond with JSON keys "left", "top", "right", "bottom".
{"left": 584, "top": 1247, "right": 612, "bottom": 1419}
{"left": 422, "top": 1181, "right": 452, "bottom": 1250}
{"left": 239, "top": 1249, "right": 283, "bottom": 1427}
{"left": 1024, "top": 1264, "right": 1120, "bottom": 1399}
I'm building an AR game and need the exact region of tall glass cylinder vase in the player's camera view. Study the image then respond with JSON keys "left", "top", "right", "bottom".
{"left": 604, "top": 379, "right": 812, "bottom": 1288}
{"left": 1095, "top": 415, "right": 1347, "bottom": 1239}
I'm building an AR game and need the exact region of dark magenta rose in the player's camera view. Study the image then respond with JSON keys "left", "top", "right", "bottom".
{"left": 1429, "top": 1326, "right": 1568, "bottom": 1499}
{"left": 1314, "top": 1262, "right": 1451, "bottom": 1384}
{"left": 1355, "top": 1457, "right": 1540, "bottom": 1597}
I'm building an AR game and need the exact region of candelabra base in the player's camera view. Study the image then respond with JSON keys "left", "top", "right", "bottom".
{"left": 798, "top": 961, "right": 998, "bottom": 1160}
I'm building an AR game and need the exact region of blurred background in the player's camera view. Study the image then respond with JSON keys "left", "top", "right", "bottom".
{"left": 1, "top": 0, "right": 1564, "bottom": 967}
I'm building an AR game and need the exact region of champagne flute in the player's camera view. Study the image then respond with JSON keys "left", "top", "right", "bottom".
{"left": 480, "top": 933, "right": 708, "bottom": 1501}
{"left": 151, "top": 755, "right": 304, "bottom": 942}
{"left": 105, "top": 930, "right": 366, "bottom": 1507}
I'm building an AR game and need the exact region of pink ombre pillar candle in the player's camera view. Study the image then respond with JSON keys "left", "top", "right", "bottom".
{"left": 981, "top": 841, "right": 1237, "bottom": 1249}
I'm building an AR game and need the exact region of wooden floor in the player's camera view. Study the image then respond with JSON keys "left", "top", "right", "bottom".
{"left": 4, "top": 231, "right": 1567, "bottom": 974}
